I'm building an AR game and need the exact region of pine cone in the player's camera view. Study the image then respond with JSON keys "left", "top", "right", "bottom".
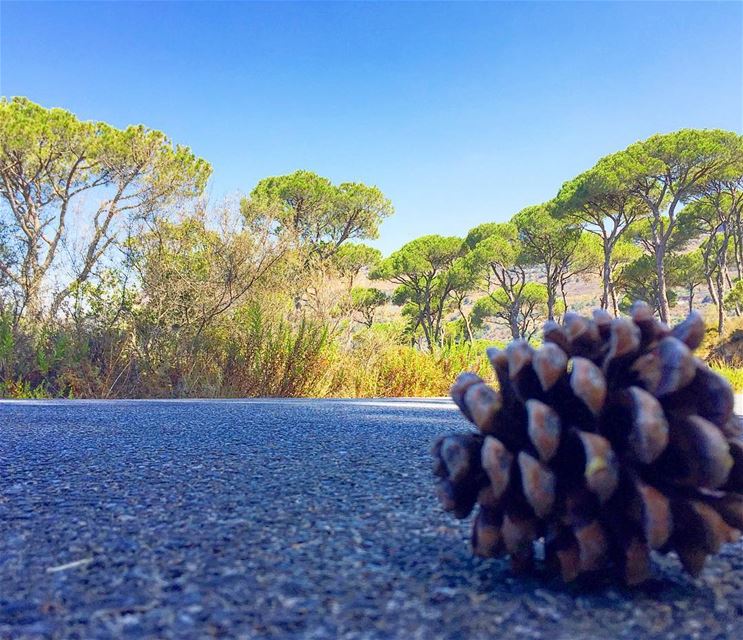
{"left": 433, "top": 303, "right": 743, "bottom": 585}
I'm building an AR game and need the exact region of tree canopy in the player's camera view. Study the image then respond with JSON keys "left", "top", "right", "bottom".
{"left": 372, "top": 234, "right": 464, "bottom": 351}
{"left": 241, "top": 170, "right": 393, "bottom": 264}
{"left": 0, "top": 97, "right": 211, "bottom": 320}
{"left": 595, "top": 129, "right": 740, "bottom": 322}
{"left": 332, "top": 242, "right": 382, "bottom": 289}
{"left": 512, "top": 203, "right": 593, "bottom": 320}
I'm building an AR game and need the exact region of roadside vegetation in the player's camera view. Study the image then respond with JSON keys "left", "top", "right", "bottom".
{"left": 1, "top": 97, "right": 743, "bottom": 397}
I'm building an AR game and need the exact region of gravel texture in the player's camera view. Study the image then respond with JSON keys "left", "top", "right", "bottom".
{"left": 1, "top": 398, "right": 742, "bottom": 639}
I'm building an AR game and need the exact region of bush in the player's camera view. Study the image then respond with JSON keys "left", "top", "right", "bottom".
{"left": 321, "top": 334, "right": 498, "bottom": 398}
{"left": 710, "top": 364, "right": 743, "bottom": 392}
{"left": 0, "top": 305, "right": 518, "bottom": 399}
{"left": 224, "top": 306, "right": 333, "bottom": 397}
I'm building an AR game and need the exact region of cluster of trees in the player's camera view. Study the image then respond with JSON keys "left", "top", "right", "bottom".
{"left": 1, "top": 96, "right": 742, "bottom": 396}
{"left": 0, "top": 98, "right": 398, "bottom": 395}
{"left": 372, "top": 208, "right": 598, "bottom": 350}
{"left": 372, "top": 128, "right": 743, "bottom": 351}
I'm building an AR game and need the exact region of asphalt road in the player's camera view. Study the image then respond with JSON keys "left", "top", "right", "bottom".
{"left": 1, "top": 399, "right": 742, "bottom": 640}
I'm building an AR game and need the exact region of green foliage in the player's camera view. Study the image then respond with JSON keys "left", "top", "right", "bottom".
{"left": 513, "top": 203, "right": 581, "bottom": 266}
{"left": 615, "top": 255, "right": 678, "bottom": 314}
{"left": 2, "top": 106, "right": 743, "bottom": 399}
{"left": 334, "top": 242, "right": 382, "bottom": 272}
{"left": 0, "top": 311, "right": 13, "bottom": 366}
{"left": 471, "top": 281, "right": 549, "bottom": 340}
{"left": 0, "top": 378, "right": 52, "bottom": 399}
{"left": 724, "top": 279, "right": 743, "bottom": 312}
{"left": 350, "top": 286, "right": 388, "bottom": 327}
{"left": 373, "top": 235, "right": 464, "bottom": 279}
{"left": 596, "top": 129, "right": 741, "bottom": 321}
{"left": 241, "top": 170, "right": 393, "bottom": 262}
{"left": 710, "top": 364, "right": 743, "bottom": 392}
{"left": 333, "top": 242, "right": 382, "bottom": 287}
{"left": 554, "top": 129, "right": 743, "bottom": 321}
{"left": 0, "top": 97, "right": 211, "bottom": 319}
{"left": 670, "top": 250, "right": 707, "bottom": 307}
{"left": 372, "top": 234, "right": 465, "bottom": 351}
{"left": 620, "top": 129, "right": 739, "bottom": 188}
{"left": 610, "top": 237, "right": 643, "bottom": 270}
{"left": 512, "top": 203, "right": 598, "bottom": 318}
{"left": 463, "top": 221, "right": 552, "bottom": 338}
{"left": 465, "top": 222, "right": 522, "bottom": 268}
{"left": 326, "top": 332, "right": 496, "bottom": 397}
{"left": 226, "top": 305, "right": 331, "bottom": 397}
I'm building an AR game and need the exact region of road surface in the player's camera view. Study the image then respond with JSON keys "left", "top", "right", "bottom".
{"left": 1, "top": 399, "right": 742, "bottom": 639}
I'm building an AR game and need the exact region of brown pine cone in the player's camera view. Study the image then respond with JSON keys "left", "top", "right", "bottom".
{"left": 433, "top": 303, "right": 743, "bottom": 585}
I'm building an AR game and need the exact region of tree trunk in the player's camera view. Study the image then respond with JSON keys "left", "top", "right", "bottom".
{"left": 24, "top": 279, "right": 44, "bottom": 322}
{"left": 609, "top": 281, "right": 619, "bottom": 317}
{"left": 601, "top": 248, "right": 612, "bottom": 311}
{"left": 560, "top": 279, "right": 568, "bottom": 316}
{"left": 718, "top": 304, "right": 724, "bottom": 334}
{"left": 655, "top": 247, "right": 670, "bottom": 324}
{"left": 716, "top": 269, "right": 726, "bottom": 335}
{"left": 509, "top": 306, "right": 520, "bottom": 340}
{"left": 735, "top": 208, "right": 743, "bottom": 280}
{"left": 706, "top": 274, "right": 718, "bottom": 306}
{"left": 422, "top": 320, "right": 434, "bottom": 353}
{"left": 416, "top": 311, "right": 434, "bottom": 353}
{"left": 458, "top": 302, "right": 474, "bottom": 343}
{"left": 717, "top": 234, "right": 731, "bottom": 334}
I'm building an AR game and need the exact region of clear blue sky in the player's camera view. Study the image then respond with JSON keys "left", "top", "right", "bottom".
{"left": 1, "top": 1, "right": 741, "bottom": 254}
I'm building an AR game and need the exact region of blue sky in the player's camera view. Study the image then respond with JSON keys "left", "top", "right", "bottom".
{"left": 1, "top": 1, "right": 741, "bottom": 254}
